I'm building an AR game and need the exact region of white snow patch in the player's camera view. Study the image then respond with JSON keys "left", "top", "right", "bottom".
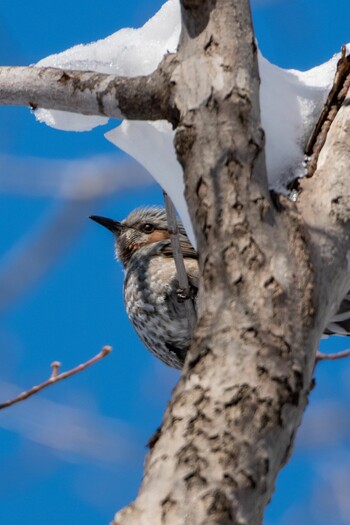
{"left": 258, "top": 51, "right": 339, "bottom": 189}
{"left": 34, "top": 0, "right": 345, "bottom": 238}
{"left": 105, "top": 120, "right": 194, "bottom": 243}
{"left": 35, "top": 0, "right": 181, "bottom": 131}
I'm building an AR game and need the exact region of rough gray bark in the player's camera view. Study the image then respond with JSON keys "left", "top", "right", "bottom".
{"left": 0, "top": 61, "right": 178, "bottom": 123}
{"left": 298, "top": 97, "right": 350, "bottom": 332}
{"left": 1, "top": 0, "right": 350, "bottom": 524}
{"left": 113, "top": 1, "right": 317, "bottom": 524}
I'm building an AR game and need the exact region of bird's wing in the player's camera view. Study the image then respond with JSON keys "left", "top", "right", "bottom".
{"left": 159, "top": 239, "right": 198, "bottom": 260}
{"left": 158, "top": 239, "right": 199, "bottom": 296}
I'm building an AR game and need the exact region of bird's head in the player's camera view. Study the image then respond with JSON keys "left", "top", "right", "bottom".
{"left": 90, "top": 206, "right": 188, "bottom": 267}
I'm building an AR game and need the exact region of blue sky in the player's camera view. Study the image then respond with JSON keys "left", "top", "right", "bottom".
{"left": 1, "top": 1, "right": 350, "bottom": 524}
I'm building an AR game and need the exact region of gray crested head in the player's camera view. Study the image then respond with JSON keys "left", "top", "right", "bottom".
{"left": 90, "top": 206, "right": 190, "bottom": 267}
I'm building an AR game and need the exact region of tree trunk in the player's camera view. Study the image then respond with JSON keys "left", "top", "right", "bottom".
{"left": 112, "top": 2, "right": 350, "bottom": 524}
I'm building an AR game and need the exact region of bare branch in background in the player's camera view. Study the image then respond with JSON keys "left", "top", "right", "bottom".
{"left": 316, "top": 349, "right": 350, "bottom": 361}
{"left": 0, "top": 346, "right": 111, "bottom": 410}
{"left": 0, "top": 154, "right": 151, "bottom": 198}
{"left": 0, "top": 155, "right": 152, "bottom": 312}
{"left": 0, "top": 198, "right": 98, "bottom": 312}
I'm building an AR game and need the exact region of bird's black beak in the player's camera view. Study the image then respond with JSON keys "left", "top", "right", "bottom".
{"left": 89, "top": 215, "right": 122, "bottom": 234}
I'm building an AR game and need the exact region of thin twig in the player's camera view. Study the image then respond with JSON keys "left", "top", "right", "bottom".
{"left": 316, "top": 348, "right": 350, "bottom": 362}
{"left": 50, "top": 361, "right": 61, "bottom": 378}
{"left": 163, "top": 192, "right": 197, "bottom": 333}
{"left": 0, "top": 346, "right": 112, "bottom": 410}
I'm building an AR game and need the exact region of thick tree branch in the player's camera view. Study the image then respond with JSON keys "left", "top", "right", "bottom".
{"left": 0, "top": 57, "right": 179, "bottom": 124}
{"left": 305, "top": 45, "right": 350, "bottom": 177}
{"left": 298, "top": 84, "right": 350, "bottom": 335}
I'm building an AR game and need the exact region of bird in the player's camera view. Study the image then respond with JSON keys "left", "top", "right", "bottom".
{"left": 90, "top": 206, "right": 350, "bottom": 368}
{"left": 90, "top": 207, "right": 198, "bottom": 369}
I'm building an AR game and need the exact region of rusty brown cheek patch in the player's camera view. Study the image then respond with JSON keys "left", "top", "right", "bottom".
{"left": 129, "top": 230, "right": 170, "bottom": 253}
{"left": 148, "top": 230, "right": 170, "bottom": 243}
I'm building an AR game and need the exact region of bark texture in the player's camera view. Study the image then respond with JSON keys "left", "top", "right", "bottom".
{"left": 0, "top": 61, "right": 178, "bottom": 124}
{"left": 113, "top": 2, "right": 349, "bottom": 525}
{"left": 1, "top": 1, "right": 350, "bottom": 524}
{"left": 298, "top": 87, "right": 350, "bottom": 327}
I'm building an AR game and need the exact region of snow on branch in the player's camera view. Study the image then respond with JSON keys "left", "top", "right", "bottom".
{"left": 0, "top": 60, "right": 178, "bottom": 123}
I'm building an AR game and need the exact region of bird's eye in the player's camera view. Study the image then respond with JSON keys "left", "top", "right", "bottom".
{"left": 142, "top": 223, "right": 155, "bottom": 234}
